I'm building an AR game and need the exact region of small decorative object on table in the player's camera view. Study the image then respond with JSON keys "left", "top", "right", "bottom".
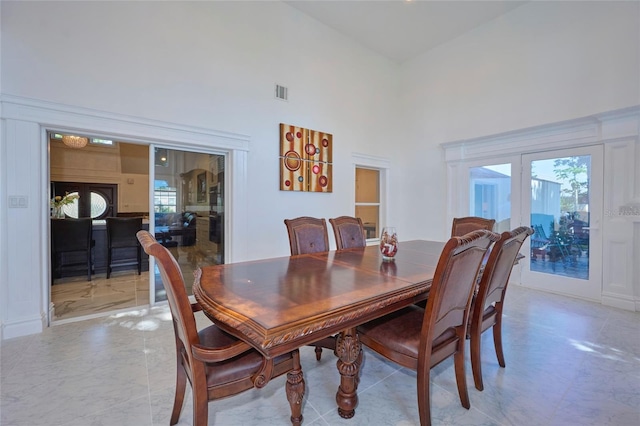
{"left": 379, "top": 226, "right": 398, "bottom": 261}
{"left": 50, "top": 192, "right": 79, "bottom": 218}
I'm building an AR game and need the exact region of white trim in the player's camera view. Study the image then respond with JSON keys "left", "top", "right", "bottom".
{"left": 352, "top": 152, "right": 391, "bottom": 242}
{"left": 351, "top": 152, "right": 391, "bottom": 169}
{"left": 441, "top": 106, "right": 640, "bottom": 162}
{"left": 443, "top": 106, "right": 640, "bottom": 311}
{"left": 601, "top": 292, "right": 637, "bottom": 311}
{"left": 1, "top": 94, "right": 250, "bottom": 151}
{"left": 0, "top": 95, "right": 251, "bottom": 338}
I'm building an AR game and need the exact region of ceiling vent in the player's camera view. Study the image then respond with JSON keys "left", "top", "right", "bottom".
{"left": 275, "top": 84, "right": 288, "bottom": 101}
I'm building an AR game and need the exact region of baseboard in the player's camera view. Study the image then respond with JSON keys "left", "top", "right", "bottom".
{"left": 2, "top": 315, "right": 45, "bottom": 340}
{"left": 601, "top": 292, "right": 638, "bottom": 312}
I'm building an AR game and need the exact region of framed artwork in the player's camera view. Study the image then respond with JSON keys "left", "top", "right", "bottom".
{"left": 279, "top": 123, "right": 333, "bottom": 192}
{"left": 197, "top": 172, "right": 207, "bottom": 203}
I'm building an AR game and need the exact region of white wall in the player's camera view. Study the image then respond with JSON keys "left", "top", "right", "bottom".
{"left": 396, "top": 0, "right": 640, "bottom": 241}
{"left": 0, "top": 1, "right": 399, "bottom": 338}
{"left": 1, "top": 1, "right": 639, "bottom": 338}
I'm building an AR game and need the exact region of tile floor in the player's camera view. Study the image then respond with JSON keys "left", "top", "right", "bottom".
{"left": 2, "top": 285, "right": 639, "bottom": 426}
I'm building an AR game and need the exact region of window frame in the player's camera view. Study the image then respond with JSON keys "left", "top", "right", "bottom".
{"left": 352, "top": 153, "right": 390, "bottom": 243}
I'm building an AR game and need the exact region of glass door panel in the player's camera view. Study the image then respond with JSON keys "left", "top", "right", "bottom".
{"left": 151, "top": 147, "right": 225, "bottom": 303}
{"left": 522, "top": 146, "right": 603, "bottom": 301}
{"left": 469, "top": 164, "right": 511, "bottom": 232}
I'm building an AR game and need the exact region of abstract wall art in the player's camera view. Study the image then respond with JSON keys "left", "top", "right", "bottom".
{"left": 279, "top": 123, "right": 333, "bottom": 192}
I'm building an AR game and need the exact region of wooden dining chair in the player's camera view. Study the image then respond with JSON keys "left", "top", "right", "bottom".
{"left": 284, "top": 216, "right": 336, "bottom": 361}
{"left": 357, "top": 230, "right": 500, "bottom": 426}
{"left": 136, "top": 231, "right": 303, "bottom": 426}
{"left": 468, "top": 226, "right": 533, "bottom": 391}
{"left": 329, "top": 216, "right": 366, "bottom": 250}
{"left": 284, "top": 216, "right": 330, "bottom": 255}
{"left": 451, "top": 216, "right": 496, "bottom": 237}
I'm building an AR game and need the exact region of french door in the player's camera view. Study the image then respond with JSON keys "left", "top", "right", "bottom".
{"left": 521, "top": 146, "right": 603, "bottom": 301}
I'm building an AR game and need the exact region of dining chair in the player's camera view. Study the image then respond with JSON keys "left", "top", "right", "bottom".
{"left": 51, "top": 218, "right": 94, "bottom": 283}
{"left": 284, "top": 216, "right": 330, "bottom": 255}
{"left": 357, "top": 230, "right": 500, "bottom": 426}
{"left": 136, "top": 231, "right": 303, "bottom": 426}
{"left": 468, "top": 226, "right": 533, "bottom": 391}
{"left": 329, "top": 216, "right": 366, "bottom": 249}
{"left": 284, "top": 216, "right": 336, "bottom": 361}
{"left": 106, "top": 217, "right": 142, "bottom": 278}
{"left": 451, "top": 216, "right": 496, "bottom": 237}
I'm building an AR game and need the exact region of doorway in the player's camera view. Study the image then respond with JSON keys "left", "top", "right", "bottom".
{"left": 521, "top": 146, "right": 603, "bottom": 301}
{"left": 464, "top": 145, "right": 604, "bottom": 301}
{"left": 49, "top": 135, "right": 229, "bottom": 320}
{"left": 49, "top": 133, "right": 152, "bottom": 321}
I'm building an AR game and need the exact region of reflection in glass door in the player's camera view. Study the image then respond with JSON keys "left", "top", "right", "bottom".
{"left": 151, "top": 147, "right": 225, "bottom": 303}
{"left": 468, "top": 163, "right": 512, "bottom": 233}
{"left": 522, "top": 146, "right": 603, "bottom": 301}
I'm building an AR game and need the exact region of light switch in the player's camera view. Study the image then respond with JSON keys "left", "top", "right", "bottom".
{"left": 9, "top": 195, "right": 28, "bottom": 208}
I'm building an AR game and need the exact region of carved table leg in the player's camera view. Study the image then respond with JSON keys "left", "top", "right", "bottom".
{"left": 335, "top": 327, "right": 362, "bottom": 419}
{"left": 286, "top": 350, "right": 305, "bottom": 425}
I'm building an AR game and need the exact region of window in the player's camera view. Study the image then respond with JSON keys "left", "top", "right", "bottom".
{"left": 355, "top": 167, "right": 380, "bottom": 240}
{"left": 154, "top": 180, "right": 177, "bottom": 213}
{"left": 62, "top": 191, "right": 108, "bottom": 218}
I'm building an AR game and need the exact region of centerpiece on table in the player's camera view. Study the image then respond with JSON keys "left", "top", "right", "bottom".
{"left": 50, "top": 192, "right": 79, "bottom": 218}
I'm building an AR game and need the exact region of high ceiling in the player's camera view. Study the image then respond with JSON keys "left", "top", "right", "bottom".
{"left": 285, "top": 0, "right": 528, "bottom": 63}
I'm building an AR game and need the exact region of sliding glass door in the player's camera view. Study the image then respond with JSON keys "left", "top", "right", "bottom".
{"left": 150, "top": 146, "right": 226, "bottom": 303}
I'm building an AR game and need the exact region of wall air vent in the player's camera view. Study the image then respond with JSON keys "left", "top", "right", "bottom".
{"left": 275, "top": 84, "right": 288, "bottom": 101}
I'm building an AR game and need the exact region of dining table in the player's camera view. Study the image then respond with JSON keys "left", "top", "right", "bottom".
{"left": 193, "top": 239, "right": 445, "bottom": 423}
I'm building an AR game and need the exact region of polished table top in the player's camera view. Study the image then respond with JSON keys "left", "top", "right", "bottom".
{"left": 193, "top": 239, "right": 445, "bottom": 421}
{"left": 193, "top": 240, "right": 444, "bottom": 357}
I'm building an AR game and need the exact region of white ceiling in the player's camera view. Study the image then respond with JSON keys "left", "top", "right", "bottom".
{"left": 285, "top": 0, "right": 528, "bottom": 63}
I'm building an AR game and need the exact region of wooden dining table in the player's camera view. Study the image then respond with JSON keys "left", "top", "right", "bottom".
{"left": 193, "top": 239, "right": 444, "bottom": 423}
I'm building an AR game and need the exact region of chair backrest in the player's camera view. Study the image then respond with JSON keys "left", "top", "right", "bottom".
{"left": 136, "top": 231, "right": 200, "bottom": 364}
{"left": 107, "top": 217, "right": 143, "bottom": 248}
{"left": 284, "top": 216, "right": 329, "bottom": 255}
{"left": 451, "top": 216, "right": 496, "bottom": 237}
{"left": 420, "top": 230, "right": 500, "bottom": 362}
{"left": 329, "top": 216, "right": 366, "bottom": 250}
{"left": 51, "top": 218, "right": 93, "bottom": 252}
{"left": 475, "top": 226, "right": 534, "bottom": 313}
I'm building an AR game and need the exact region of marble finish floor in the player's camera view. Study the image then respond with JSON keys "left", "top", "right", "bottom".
{"left": 51, "top": 271, "right": 151, "bottom": 321}
{"left": 51, "top": 245, "right": 204, "bottom": 321}
{"left": 2, "top": 285, "right": 639, "bottom": 425}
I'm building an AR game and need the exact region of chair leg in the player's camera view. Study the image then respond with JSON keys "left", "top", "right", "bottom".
{"left": 137, "top": 245, "right": 142, "bottom": 275}
{"left": 493, "top": 312, "right": 506, "bottom": 368}
{"left": 191, "top": 378, "right": 209, "bottom": 426}
{"left": 470, "top": 327, "right": 484, "bottom": 391}
{"left": 170, "top": 363, "right": 187, "bottom": 426}
{"left": 87, "top": 248, "right": 92, "bottom": 282}
{"left": 315, "top": 346, "right": 323, "bottom": 361}
{"left": 416, "top": 361, "right": 432, "bottom": 426}
{"left": 454, "top": 341, "right": 470, "bottom": 409}
{"left": 106, "top": 248, "right": 112, "bottom": 279}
